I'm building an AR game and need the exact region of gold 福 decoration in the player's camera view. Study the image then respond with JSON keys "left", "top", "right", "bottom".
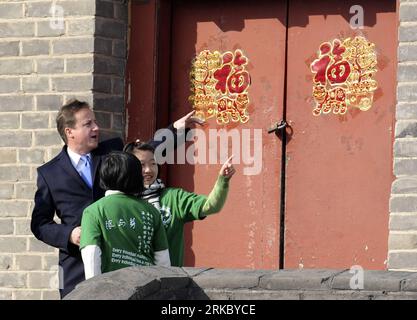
{"left": 311, "top": 36, "right": 378, "bottom": 116}
{"left": 189, "top": 49, "right": 251, "bottom": 125}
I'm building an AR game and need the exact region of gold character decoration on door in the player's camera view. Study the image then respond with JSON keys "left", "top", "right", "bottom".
{"left": 311, "top": 36, "right": 378, "bottom": 116}
{"left": 189, "top": 49, "right": 251, "bottom": 125}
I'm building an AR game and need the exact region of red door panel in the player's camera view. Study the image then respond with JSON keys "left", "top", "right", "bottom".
{"left": 169, "top": 0, "right": 286, "bottom": 269}
{"left": 285, "top": 0, "right": 396, "bottom": 269}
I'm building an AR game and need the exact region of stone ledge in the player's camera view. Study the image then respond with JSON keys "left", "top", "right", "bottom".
{"left": 64, "top": 267, "right": 417, "bottom": 300}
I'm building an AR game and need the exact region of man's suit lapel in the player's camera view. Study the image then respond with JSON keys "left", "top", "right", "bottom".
{"left": 57, "top": 146, "right": 91, "bottom": 189}
{"left": 91, "top": 152, "right": 102, "bottom": 187}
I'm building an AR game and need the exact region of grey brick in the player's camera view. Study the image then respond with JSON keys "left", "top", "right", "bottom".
{"left": 112, "top": 113, "right": 124, "bottom": 131}
{"left": 94, "top": 37, "right": 112, "bottom": 55}
{"left": 0, "top": 150, "right": 16, "bottom": 164}
{"left": 0, "top": 219, "right": 13, "bottom": 235}
{"left": 0, "top": 22, "right": 34, "bottom": 38}
{"left": 400, "top": 25, "right": 417, "bottom": 42}
{"left": 59, "top": 0, "right": 95, "bottom": 16}
{"left": 66, "top": 57, "right": 94, "bottom": 73}
{"left": 397, "top": 104, "right": 417, "bottom": 120}
{"left": 398, "top": 64, "right": 417, "bottom": 82}
{"left": 112, "top": 78, "right": 124, "bottom": 95}
{"left": 0, "top": 132, "right": 31, "bottom": 147}
{"left": 0, "top": 59, "right": 33, "bottom": 75}
{"left": 95, "top": 111, "right": 111, "bottom": 129}
{"left": 394, "top": 158, "right": 417, "bottom": 175}
{"left": 37, "top": 58, "right": 64, "bottom": 74}
{"left": 42, "top": 290, "right": 60, "bottom": 300}
{"left": 0, "top": 114, "right": 19, "bottom": 129}
{"left": 0, "top": 96, "right": 34, "bottom": 112}
{"left": 389, "top": 251, "right": 417, "bottom": 269}
{"left": 0, "top": 255, "right": 12, "bottom": 270}
{"left": 401, "top": 273, "right": 417, "bottom": 291}
{"left": 259, "top": 269, "right": 340, "bottom": 290}
{"left": 390, "top": 195, "right": 417, "bottom": 212}
{"left": 398, "top": 84, "right": 417, "bottom": 102}
{"left": 36, "top": 95, "right": 62, "bottom": 111}
{"left": 95, "top": 18, "right": 126, "bottom": 39}
{"left": 0, "top": 3, "right": 23, "bottom": 19}
{"left": 391, "top": 214, "right": 417, "bottom": 231}
{"left": 67, "top": 18, "right": 95, "bottom": 36}
{"left": 113, "top": 40, "right": 126, "bottom": 58}
{"left": 52, "top": 75, "right": 93, "bottom": 92}
{"left": 0, "top": 78, "right": 20, "bottom": 94}
{"left": 0, "top": 237, "right": 26, "bottom": 253}
{"left": 0, "top": 183, "right": 14, "bottom": 200}
{"left": 400, "top": 3, "right": 417, "bottom": 21}
{"left": 397, "top": 124, "right": 415, "bottom": 146}
{"left": 28, "top": 272, "right": 58, "bottom": 289}
{"left": 15, "top": 182, "right": 37, "bottom": 199}
{"left": 43, "top": 256, "right": 58, "bottom": 271}
{"left": 13, "top": 290, "right": 42, "bottom": 300}
{"left": 193, "top": 269, "right": 269, "bottom": 289}
{"left": 53, "top": 38, "right": 94, "bottom": 55}
{"left": 18, "top": 148, "right": 46, "bottom": 165}
{"left": 114, "top": 2, "right": 128, "bottom": 20}
{"left": 202, "top": 288, "right": 300, "bottom": 300}
{"left": 22, "top": 77, "right": 49, "bottom": 93}
{"left": 28, "top": 238, "right": 56, "bottom": 253}
{"left": 394, "top": 140, "right": 417, "bottom": 157}
{"left": 392, "top": 178, "right": 417, "bottom": 194}
{"left": 0, "top": 272, "right": 26, "bottom": 288}
{"left": 0, "top": 201, "right": 29, "bottom": 218}
{"left": 21, "top": 40, "right": 50, "bottom": 56}
{"left": 0, "top": 166, "right": 30, "bottom": 182}
{"left": 37, "top": 21, "right": 65, "bottom": 37}
{"left": 96, "top": 0, "right": 114, "bottom": 18}
{"left": 21, "top": 113, "right": 49, "bottom": 129}
{"left": 14, "top": 218, "right": 31, "bottom": 236}
{"left": 94, "top": 75, "right": 112, "bottom": 93}
{"left": 399, "top": 44, "right": 417, "bottom": 62}
{"left": 325, "top": 270, "right": 410, "bottom": 292}
{"left": 0, "top": 291, "right": 12, "bottom": 300}
{"left": 0, "top": 41, "right": 19, "bottom": 57}
{"left": 95, "top": 57, "right": 125, "bottom": 76}
{"left": 389, "top": 232, "right": 417, "bottom": 250}
{"left": 34, "top": 131, "right": 62, "bottom": 146}
{"left": 15, "top": 255, "right": 42, "bottom": 270}
{"left": 93, "top": 95, "right": 124, "bottom": 113}
{"left": 26, "top": 2, "right": 53, "bottom": 17}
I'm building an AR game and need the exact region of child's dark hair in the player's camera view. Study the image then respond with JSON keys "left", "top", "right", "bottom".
{"left": 123, "top": 140, "right": 155, "bottom": 154}
{"left": 99, "top": 151, "right": 144, "bottom": 195}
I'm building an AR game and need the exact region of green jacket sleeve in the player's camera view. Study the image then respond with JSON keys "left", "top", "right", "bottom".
{"left": 200, "top": 175, "right": 230, "bottom": 217}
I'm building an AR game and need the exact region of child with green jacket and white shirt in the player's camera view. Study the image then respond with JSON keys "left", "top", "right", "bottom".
{"left": 80, "top": 151, "right": 170, "bottom": 279}
{"left": 124, "top": 141, "right": 235, "bottom": 267}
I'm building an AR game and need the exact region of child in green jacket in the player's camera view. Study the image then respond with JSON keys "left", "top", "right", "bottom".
{"left": 124, "top": 141, "right": 235, "bottom": 266}
{"left": 80, "top": 151, "right": 170, "bottom": 279}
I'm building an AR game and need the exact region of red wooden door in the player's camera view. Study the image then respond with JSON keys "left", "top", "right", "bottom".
{"left": 284, "top": 0, "right": 397, "bottom": 269}
{"left": 168, "top": 0, "right": 286, "bottom": 269}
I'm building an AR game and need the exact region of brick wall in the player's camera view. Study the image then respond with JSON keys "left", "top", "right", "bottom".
{"left": 0, "top": 0, "right": 128, "bottom": 300}
{"left": 389, "top": 0, "right": 417, "bottom": 271}
{"left": 0, "top": 0, "right": 412, "bottom": 300}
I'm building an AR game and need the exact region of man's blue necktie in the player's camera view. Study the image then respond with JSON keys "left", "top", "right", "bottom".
{"left": 79, "top": 155, "right": 92, "bottom": 188}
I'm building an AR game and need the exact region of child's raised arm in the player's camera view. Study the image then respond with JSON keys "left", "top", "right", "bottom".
{"left": 199, "top": 155, "right": 235, "bottom": 217}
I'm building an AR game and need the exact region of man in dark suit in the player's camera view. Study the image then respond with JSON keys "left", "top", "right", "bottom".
{"left": 31, "top": 99, "right": 201, "bottom": 298}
